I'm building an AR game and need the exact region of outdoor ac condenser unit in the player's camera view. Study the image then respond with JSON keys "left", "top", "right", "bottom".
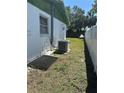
{"left": 58, "top": 41, "right": 68, "bottom": 53}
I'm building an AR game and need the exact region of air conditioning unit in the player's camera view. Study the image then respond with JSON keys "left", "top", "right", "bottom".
{"left": 58, "top": 40, "right": 68, "bottom": 53}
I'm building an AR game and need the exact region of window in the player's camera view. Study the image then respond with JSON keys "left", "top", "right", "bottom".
{"left": 39, "top": 16, "right": 48, "bottom": 34}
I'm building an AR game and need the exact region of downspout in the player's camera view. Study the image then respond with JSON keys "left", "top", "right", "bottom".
{"left": 50, "top": 0, "right": 55, "bottom": 45}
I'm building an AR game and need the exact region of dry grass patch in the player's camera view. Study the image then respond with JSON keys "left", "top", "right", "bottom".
{"left": 27, "top": 38, "right": 87, "bottom": 93}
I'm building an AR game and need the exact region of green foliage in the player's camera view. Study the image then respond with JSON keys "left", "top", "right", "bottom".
{"left": 28, "top": 0, "right": 68, "bottom": 24}
{"left": 86, "top": 0, "right": 97, "bottom": 27}
{"left": 65, "top": 6, "right": 71, "bottom": 25}
{"left": 65, "top": 6, "right": 86, "bottom": 37}
{"left": 91, "top": 0, "right": 97, "bottom": 15}
{"left": 54, "top": 1, "right": 68, "bottom": 24}
{"left": 66, "top": 0, "right": 97, "bottom": 37}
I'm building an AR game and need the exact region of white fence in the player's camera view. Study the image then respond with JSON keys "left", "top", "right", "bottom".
{"left": 85, "top": 26, "right": 97, "bottom": 72}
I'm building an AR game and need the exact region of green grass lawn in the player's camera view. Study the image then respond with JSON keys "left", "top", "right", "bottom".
{"left": 27, "top": 38, "right": 87, "bottom": 93}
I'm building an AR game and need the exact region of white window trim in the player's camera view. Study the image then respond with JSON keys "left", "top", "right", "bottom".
{"left": 39, "top": 15, "right": 49, "bottom": 36}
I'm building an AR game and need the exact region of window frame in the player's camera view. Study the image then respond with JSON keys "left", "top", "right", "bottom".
{"left": 39, "top": 15, "right": 48, "bottom": 35}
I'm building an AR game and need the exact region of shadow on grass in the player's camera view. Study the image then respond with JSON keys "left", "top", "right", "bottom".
{"left": 84, "top": 39, "right": 97, "bottom": 93}
{"left": 27, "top": 55, "right": 58, "bottom": 71}
{"left": 53, "top": 49, "right": 66, "bottom": 54}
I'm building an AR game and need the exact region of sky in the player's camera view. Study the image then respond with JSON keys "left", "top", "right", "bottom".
{"left": 63, "top": 0, "right": 94, "bottom": 15}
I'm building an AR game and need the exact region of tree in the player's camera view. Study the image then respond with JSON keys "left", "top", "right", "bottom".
{"left": 65, "top": 0, "right": 97, "bottom": 37}
{"left": 86, "top": 0, "right": 97, "bottom": 27}
{"left": 67, "top": 6, "right": 85, "bottom": 29}
{"left": 92, "top": 0, "right": 97, "bottom": 15}
{"left": 65, "top": 6, "right": 86, "bottom": 37}
{"left": 65, "top": 6, "right": 72, "bottom": 25}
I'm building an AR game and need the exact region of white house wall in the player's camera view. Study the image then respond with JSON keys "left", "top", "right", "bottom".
{"left": 27, "top": 3, "right": 66, "bottom": 63}
{"left": 53, "top": 18, "right": 66, "bottom": 47}
{"left": 85, "top": 26, "right": 97, "bottom": 72}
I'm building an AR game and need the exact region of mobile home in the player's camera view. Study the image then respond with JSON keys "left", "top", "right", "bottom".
{"left": 27, "top": 0, "right": 68, "bottom": 63}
